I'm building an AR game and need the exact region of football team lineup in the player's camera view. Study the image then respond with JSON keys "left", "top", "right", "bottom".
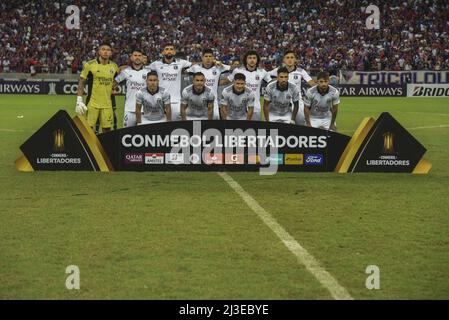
{"left": 75, "top": 45, "right": 338, "bottom": 132}
{"left": 1, "top": 0, "right": 448, "bottom": 304}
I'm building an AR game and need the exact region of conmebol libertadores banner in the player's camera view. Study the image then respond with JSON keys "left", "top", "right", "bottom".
{"left": 15, "top": 110, "right": 431, "bottom": 174}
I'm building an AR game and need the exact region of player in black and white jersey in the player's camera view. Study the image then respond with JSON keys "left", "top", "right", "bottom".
{"left": 222, "top": 50, "right": 271, "bottom": 121}
{"left": 219, "top": 73, "right": 255, "bottom": 120}
{"left": 263, "top": 67, "right": 300, "bottom": 124}
{"left": 146, "top": 43, "right": 192, "bottom": 121}
{"left": 303, "top": 71, "right": 340, "bottom": 131}
{"left": 180, "top": 72, "right": 215, "bottom": 120}
{"left": 269, "top": 50, "right": 315, "bottom": 125}
{"left": 135, "top": 71, "right": 171, "bottom": 125}
{"left": 186, "top": 48, "right": 231, "bottom": 119}
{"left": 114, "top": 49, "right": 147, "bottom": 127}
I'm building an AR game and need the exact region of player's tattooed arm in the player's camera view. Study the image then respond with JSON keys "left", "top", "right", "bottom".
{"left": 247, "top": 107, "right": 254, "bottom": 120}
{"left": 135, "top": 103, "right": 142, "bottom": 125}
{"left": 165, "top": 104, "right": 172, "bottom": 122}
{"left": 330, "top": 104, "right": 339, "bottom": 131}
{"left": 304, "top": 105, "right": 312, "bottom": 127}
{"left": 180, "top": 103, "right": 188, "bottom": 121}
{"left": 219, "top": 105, "right": 227, "bottom": 120}
{"left": 77, "top": 77, "right": 86, "bottom": 97}
{"left": 207, "top": 102, "right": 214, "bottom": 120}
{"left": 263, "top": 100, "right": 270, "bottom": 122}
{"left": 292, "top": 101, "right": 299, "bottom": 123}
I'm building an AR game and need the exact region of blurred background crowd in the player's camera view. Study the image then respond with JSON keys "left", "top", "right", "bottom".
{"left": 1, "top": 0, "right": 448, "bottom": 74}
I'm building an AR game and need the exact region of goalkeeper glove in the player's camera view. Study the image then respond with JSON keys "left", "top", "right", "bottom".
{"left": 75, "top": 96, "right": 87, "bottom": 115}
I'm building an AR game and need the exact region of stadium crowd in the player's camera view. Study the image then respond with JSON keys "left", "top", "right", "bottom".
{"left": 0, "top": 0, "right": 448, "bottom": 74}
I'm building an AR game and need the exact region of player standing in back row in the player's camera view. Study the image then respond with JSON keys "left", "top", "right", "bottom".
{"left": 75, "top": 42, "right": 119, "bottom": 132}
{"left": 269, "top": 50, "right": 315, "bottom": 125}
{"left": 146, "top": 44, "right": 192, "bottom": 121}
{"left": 304, "top": 71, "right": 339, "bottom": 131}
{"left": 114, "top": 48, "right": 147, "bottom": 127}
{"left": 223, "top": 50, "right": 271, "bottom": 121}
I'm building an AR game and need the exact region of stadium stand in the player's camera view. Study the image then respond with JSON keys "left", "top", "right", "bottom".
{"left": 0, "top": 0, "right": 448, "bottom": 74}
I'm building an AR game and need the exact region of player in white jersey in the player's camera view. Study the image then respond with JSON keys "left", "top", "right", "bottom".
{"left": 269, "top": 50, "right": 315, "bottom": 125}
{"left": 186, "top": 48, "right": 231, "bottom": 120}
{"left": 135, "top": 71, "right": 171, "bottom": 125}
{"left": 181, "top": 72, "right": 215, "bottom": 120}
{"left": 146, "top": 44, "right": 192, "bottom": 121}
{"left": 220, "top": 73, "right": 255, "bottom": 120}
{"left": 224, "top": 50, "right": 271, "bottom": 121}
{"left": 303, "top": 72, "right": 339, "bottom": 131}
{"left": 263, "top": 67, "right": 300, "bottom": 124}
{"left": 114, "top": 49, "right": 147, "bottom": 127}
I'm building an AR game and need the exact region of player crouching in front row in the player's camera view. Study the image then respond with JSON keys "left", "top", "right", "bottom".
{"left": 263, "top": 67, "right": 300, "bottom": 124}
{"left": 135, "top": 71, "right": 171, "bottom": 125}
{"left": 304, "top": 71, "right": 339, "bottom": 131}
{"left": 219, "top": 73, "right": 255, "bottom": 120}
{"left": 180, "top": 72, "right": 215, "bottom": 121}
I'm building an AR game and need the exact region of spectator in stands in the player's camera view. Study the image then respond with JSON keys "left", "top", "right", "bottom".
{"left": 0, "top": 0, "right": 448, "bottom": 74}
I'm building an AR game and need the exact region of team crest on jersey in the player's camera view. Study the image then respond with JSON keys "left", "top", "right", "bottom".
{"left": 110, "top": 69, "right": 115, "bottom": 75}
{"left": 294, "top": 75, "right": 298, "bottom": 79}
{"left": 286, "top": 94, "right": 292, "bottom": 100}
{"left": 212, "top": 71, "right": 217, "bottom": 75}
{"left": 255, "top": 75, "right": 260, "bottom": 80}
{"left": 142, "top": 74, "right": 146, "bottom": 80}
{"left": 174, "top": 65, "right": 178, "bottom": 70}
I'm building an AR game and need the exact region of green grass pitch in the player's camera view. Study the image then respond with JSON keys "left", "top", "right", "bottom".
{"left": 0, "top": 95, "right": 448, "bottom": 299}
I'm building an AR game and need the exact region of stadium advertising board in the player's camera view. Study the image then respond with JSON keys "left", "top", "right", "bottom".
{"left": 0, "top": 79, "right": 126, "bottom": 95}
{"left": 340, "top": 70, "right": 449, "bottom": 85}
{"left": 15, "top": 110, "right": 431, "bottom": 174}
{"left": 338, "top": 84, "right": 405, "bottom": 97}
{"left": 406, "top": 84, "right": 449, "bottom": 97}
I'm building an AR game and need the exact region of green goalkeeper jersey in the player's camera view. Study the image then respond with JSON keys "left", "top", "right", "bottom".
{"left": 80, "top": 58, "right": 119, "bottom": 109}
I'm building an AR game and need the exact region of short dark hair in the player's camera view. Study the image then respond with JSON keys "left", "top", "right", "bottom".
{"left": 243, "top": 50, "right": 260, "bottom": 67}
{"left": 234, "top": 73, "right": 246, "bottom": 81}
{"left": 99, "top": 42, "right": 112, "bottom": 49}
{"left": 193, "top": 72, "right": 205, "bottom": 79}
{"left": 131, "top": 48, "right": 143, "bottom": 54}
{"left": 163, "top": 43, "right": 175, "bottom": 49}
{"left": 283, "top": 50, "right": 296, "bottom": 57}
{"left": 316, "top": 71, "right": 330, "bottom": 80}
{"left": 277, "top": 66, "right": 289, "bottom": 76}
{"left": 147, "top": 71, "right": 158, "bottom": 78}
{"left": 202, "top": 48, "right": 213, "bottom": 56}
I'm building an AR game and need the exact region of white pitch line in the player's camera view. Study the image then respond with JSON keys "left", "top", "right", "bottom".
{"left": 340, "top": 124, "right": 449, "bottom": 133}
{"left": 218, "top": 172, "right": 353, "bottom": 300}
